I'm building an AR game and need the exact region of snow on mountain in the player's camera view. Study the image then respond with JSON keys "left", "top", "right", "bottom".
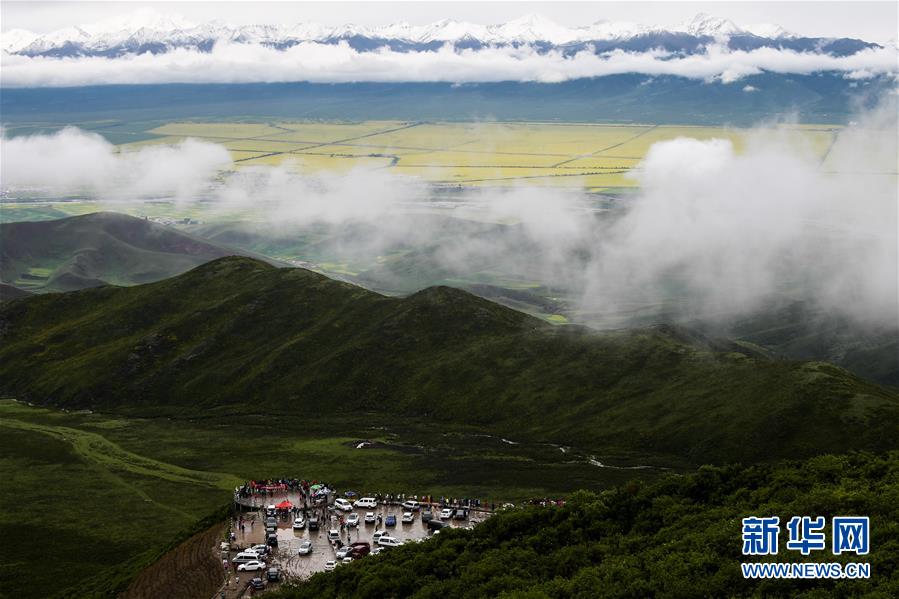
{"left": 491, "top": 13, "right": 579, "bottom": 44}
{"left": 744, "top": 23, "right": 798, "bottom": 39}
{"left": 581, "top": 21, "right": 658, "bottom": 41}
{"left": 78, "top": 9, "right": 195, "bottom": 37}
{"left": 414, "top": 19, "right": 491, "bottom": 43}
{"left": 675, "top": 13, "right": 745, "bottom": 38}
{"left": 4, "top": 11, "right": 875, "bottom": 58}
{"left": 282, "top": 22, "right": 334, "bottom": 41}
{"left": 1, "top": 29, "right": 38, "bottom": 53}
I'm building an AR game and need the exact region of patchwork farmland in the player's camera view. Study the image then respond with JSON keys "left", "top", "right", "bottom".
{"left": 121, "top": 120, "right": 842, "bottom": 191}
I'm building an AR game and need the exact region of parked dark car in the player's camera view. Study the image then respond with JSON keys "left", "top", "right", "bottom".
{"left": 421, "top": 510, "right": 433, "bottom": 522}
{"left": 267, "top": 567, "right": 281, "bottom": 582}
{"left": 453, "top": 509, "right": 468, "bottom": 520}
{"left": 385, "top": 514, "right": 397, "bottom": 527}
{"left": 265, "top": 517, "right": 278, "bottom": 528}
{"left": 349, "top": 541, "right": 371, "bottom": 557}
{"left": 267, "top": 533, "right": 278, "bottom": 547}
{"left": 427, "top": 519, "right": 447, "bottom": 531}
{"left": 308, "top": 517, "right": 319, "bottom": 531}
{"left": 249, "top": 578, "right": 266, "bottom": 590}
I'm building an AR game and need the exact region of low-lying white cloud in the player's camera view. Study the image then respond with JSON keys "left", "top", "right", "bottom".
{"left": 1, "top": 102, "right": 895, "bottom": 330}
{"left": 1, "top": 41, "right": 896, "bottom": 87}
{"left": 582, "top": 102, "right": 898, "bottom": 326}
{"left": 0, "top": 127, "right": 231, "bottom": 200}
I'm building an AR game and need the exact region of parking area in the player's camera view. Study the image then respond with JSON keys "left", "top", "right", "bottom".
{"left": 218, "top": 494, "right": 490, "bottom": 596}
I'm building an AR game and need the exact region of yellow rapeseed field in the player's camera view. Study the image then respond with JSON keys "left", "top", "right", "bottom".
{"left": 120, "top": 120, "right": 844, "bottom": 191}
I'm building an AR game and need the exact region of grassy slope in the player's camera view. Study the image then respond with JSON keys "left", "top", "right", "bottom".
{"left": 271, "top": 451, "right": 899, "bottom": 599}
{"left": 1, "top": 256, "right": 897, "bottom": 467}
{"left": 0, "top": 404, "right": 232, "bottom": 599}
{"left": 0, "top": 212, "right": 272, "bottom": 292}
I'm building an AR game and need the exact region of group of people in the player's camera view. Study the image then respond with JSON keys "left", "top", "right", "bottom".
{"left": 235, "top": 478, "right": 334, "bottom": 499}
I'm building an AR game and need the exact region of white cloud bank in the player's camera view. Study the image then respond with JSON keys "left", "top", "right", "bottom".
{"left": 582, "top": 102, "right": 898, "bottom": 326}
{"left": 1, "top": 42, "right": 897, "bottom": 87}
{"left": 0, "top": 128, "right": 231, "bottom": 200}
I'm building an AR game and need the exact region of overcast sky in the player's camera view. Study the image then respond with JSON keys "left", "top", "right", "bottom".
{"left": 2, "top": 1, "right": 896, "bottom": 42}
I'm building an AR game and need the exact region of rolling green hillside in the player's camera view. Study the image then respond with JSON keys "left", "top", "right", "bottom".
{"left": 1, "top": 256, "right": 896, "bottom": 466}
{"left": 184, "top": 219, "right": 899, "bottom": 384}
{"left": 0, "top": 212, "right": 271, "bottom": 292}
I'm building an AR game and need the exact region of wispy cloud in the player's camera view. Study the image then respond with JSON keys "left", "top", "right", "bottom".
{"left": 2, "top": 42, "right": 896, "bottom": 87}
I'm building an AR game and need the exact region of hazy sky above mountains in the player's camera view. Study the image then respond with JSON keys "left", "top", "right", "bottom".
{"left": 2, "top": 1, "right": 896, "bottom": 43}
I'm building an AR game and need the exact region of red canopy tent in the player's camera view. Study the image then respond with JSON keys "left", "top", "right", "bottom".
{"left": 275, "top": 500, "right": 294, "bottom": 510}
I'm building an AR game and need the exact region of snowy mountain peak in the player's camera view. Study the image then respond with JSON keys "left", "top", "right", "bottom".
{"left": 745, "top": 23, "right": 798, "bottom": 39}
{"left": 79, "top": 8, "right": 195, "bottom": 36}
{"left": 493, "top": 13, "right": 578, "bottom": 43}
{"left": 1, "top": 28, "right": 39, "bottom": 53}
{"left": 679, "top": 13, "right": 745, "bottom": 38}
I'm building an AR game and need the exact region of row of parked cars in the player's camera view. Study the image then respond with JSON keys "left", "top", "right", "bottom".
{"left": 336, "top": 497, "right": 431, "bottom": 512}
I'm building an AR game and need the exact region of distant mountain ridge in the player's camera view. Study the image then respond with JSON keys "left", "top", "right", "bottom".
{"left": 3, "top": 12, "right": 880, "bottom": 58}
{"left": 0, "top": 212, "right": 274, "bottom": 292}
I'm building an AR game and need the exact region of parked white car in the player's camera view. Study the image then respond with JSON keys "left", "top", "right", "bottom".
{"left": 440, "top": 508, "right": 453, "bottom": 519}
{"left": 334, "top": 498, "right": 354, "bottom": 511}
{"left": 298, "top": 540, "right": 313, "bottom": 555}
{"left": 233, "top": 550, "right": 264, "bottom": 564}
{"left": 372, "top": 530, "right": 386, "bottom": 543}
{"left": 401, "top": 500, "right": 421, "bottom": 511}
{"left": 293, "top": 517, "right": 305, "bottom": 529}
{"left": 328, "top": 529, "right": 340, "bottom": 542}
{"left": 354, "top": 497, "right": 378, "bottom": 508}
{"left": 402, "top": 512, "right": 414, "bottom": 523}
{"left": 237, "top": 560, "right": 266, "bottom": 572}
{"left": 346, "top": 513, "right": 360, "bottom": 527}
{"left": 342, "top": 556, "right": 354, "bottom": 564}
{"left": 324, "top": 560, "right": 336, "bottom": 572}
{"left": 364, "top": 511, "right": 376, "bottom": 523}
{"left": 377, "top": 536, "right": 404, "bottom": 547}
{"left": 336, "top": 546, "right": 353, "bottom": 559}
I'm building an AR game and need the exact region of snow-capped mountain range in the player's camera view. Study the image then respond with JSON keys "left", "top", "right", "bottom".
{"left": 1, "top": 11, "right": 879, "bottom": 58}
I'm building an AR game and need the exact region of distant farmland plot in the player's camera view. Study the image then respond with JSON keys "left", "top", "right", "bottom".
{"left": 118, "top": 120, "right": 845, "bottom": 191}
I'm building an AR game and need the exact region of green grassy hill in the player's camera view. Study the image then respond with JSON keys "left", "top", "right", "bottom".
{"left": 0, "top": 212, "right": 271, "bottom": 292}
{"left": 184, "top": 219, "right": 899, "bottom": 384}
{"left": 1, "top": 256, "right": 896, "bottom": 466}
